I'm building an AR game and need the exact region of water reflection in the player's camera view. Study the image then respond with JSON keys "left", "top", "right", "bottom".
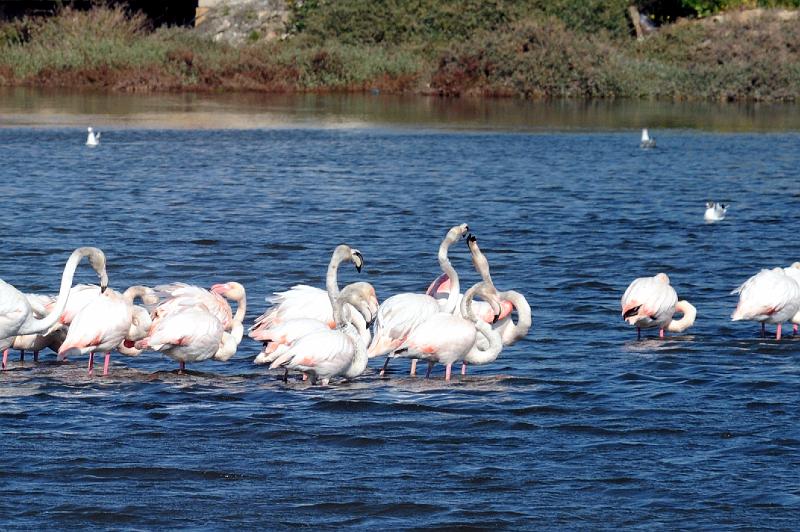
{"left": 2, "top": 87, "right": 800, "bottom": 131}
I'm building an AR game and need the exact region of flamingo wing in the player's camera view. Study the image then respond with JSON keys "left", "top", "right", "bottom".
{"left": 368, "top": 293, "right": 440, "bottom": 358}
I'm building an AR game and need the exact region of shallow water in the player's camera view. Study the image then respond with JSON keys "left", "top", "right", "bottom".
{"left": 1, "top": 93, "right": 799, "bottom": 528}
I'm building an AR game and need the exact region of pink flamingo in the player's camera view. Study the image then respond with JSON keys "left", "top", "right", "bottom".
{"left": 268, "top": 281, "right": 376, "bottom": 385}
{"left": 253, "top": 282, "right": 377, "bottom": 368}
{"left": 621, "top": 273, "right": 697, "bottom": 340}
{"left": 369, "top": 224, "right": 468, "bottom": 376}
{"left": 1, "top": 247, "right": 108, "bottom": 370}
{"left": 57, "top": 286, "right": 158, "bottom": 375}
{"left": 732, "top": 267, "right": 800, "bottom": 340}
{"left": 137, "top": 282, "right": 246, "bottom": 372}
{"left": 390, "top": 282, "right": 503, "bottom": 381}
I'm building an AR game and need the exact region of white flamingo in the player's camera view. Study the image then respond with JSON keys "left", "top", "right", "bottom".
{"left": 389, "top": 282, "right": 503, "bottom": 381}
{"left": 253, "top": 282, "right": 377, "bottom": 368}
{"left": 57, "top": 286, "right": 158, "bottom": 375}
{"left": 369, "top": 224, "right": 469, "bottom": 376}
{"left": 0, "top": 247, "right": 108, "bottom": 370}
{"left": 137, "top": 282, "right": 246, "bottom": 372}
{"left": 731, "top": 267, "right": 800, "bottom": 340}
{"left": 621, "top": 273, "right": 697, "bottom": 340}
{"left": 249, "top": 245, "right": 365, "bottom": 336}
{"left": 267, "top": 282, "right": 374, "bottom": 385}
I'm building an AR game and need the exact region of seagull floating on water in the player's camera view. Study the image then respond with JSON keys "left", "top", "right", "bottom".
{"left": 704, "top": 201, "right": 728, "bottom": 222}
{"left": 86, "top": 127, "right": 100, "bottom": 147}
{"left": 640, "top": 128, "right": 655, "bottom": 149}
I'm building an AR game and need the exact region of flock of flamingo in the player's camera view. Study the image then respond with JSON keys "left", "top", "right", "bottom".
{"left": 0, "top": 225, "right": 531, "bottom": 384}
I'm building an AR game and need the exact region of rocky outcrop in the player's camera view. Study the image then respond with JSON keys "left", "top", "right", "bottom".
{"left": 195, "top": 0, "right": 290, "bottom": 44}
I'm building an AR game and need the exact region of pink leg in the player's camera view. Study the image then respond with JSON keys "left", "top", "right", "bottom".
{"left": 445, "top": 363, "right": 452, "bottom": 381}
{"left": 409, "top": 359, "right": 417, "bottom": 376}
{"left": 659, "top": 328, "right": 665, "bottom": 338}
{"left": 302, "top": 374, "right": 308, "bottom": 381}
{"left": 2, "top": 349, "right": 7, "bottom": 370}
{"left": 87, "top": 353, "right": 94, "bottom": 375}
{"left": 794, "top": 324, "right": 798, "bottom": 334}
{"left": 102, "top": 353, "right": 110, "bottom": 376}
{"left": 776, "top": 324, "right": 782, "bottom": 341}
{"left": 461, "top": 361, "right": 467, "bottom": 375}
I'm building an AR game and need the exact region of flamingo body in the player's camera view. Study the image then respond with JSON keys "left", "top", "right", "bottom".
{"left": 621, "top": 273, "right": 678, "bottom": 331}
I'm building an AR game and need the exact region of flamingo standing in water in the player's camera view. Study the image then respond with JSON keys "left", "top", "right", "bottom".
{"left": 0, "top": 247, "right": 108, "bottom": 370}
{"left": 782, "top": 262, "right": 800, "bottom": 334}
{"left": 369, "top": 224, "right": 469, "bottom": 376}
{"left": 57, "top": 286, "right": 158, "bottom": 375}
{"left": 621, "top": 273, "right": 697, "bottom": 340}
{"left": 137, "top": 282, "right": 247, "bottom": 372}
{"left": 249, "top": 245, "right": 365, "bottom": 336}
{"left": 458, "top": 234, "right": 531, "bottom": 375}
{"left": 388, "top": 282, "right": 503, "bottom": 381}
{"left": 731, "top": 267, "right": 800, "bottom": 340}
{"left": 253, "top": 282, "right": 377, "bottom": 368}
{"left": 268, "top": 279, "right": 377, "bottom": 385}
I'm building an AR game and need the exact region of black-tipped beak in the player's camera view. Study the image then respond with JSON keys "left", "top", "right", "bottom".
{"left": 367, "top": 317, "right": 376, "bottom": 328}
{"left": 622, "top": 305, "right": 641, "bottom": 320}
{"left": 467, "top": 233, "right": 477, "bottom": 243}
{"left": 353, "top": 251, "right": 363, "bottom": 273}
{"left": 100, "top": 285, "right": 108, "bottom": 294}
{"left": 492, "top": 313, "right": 500, "bottom": 324}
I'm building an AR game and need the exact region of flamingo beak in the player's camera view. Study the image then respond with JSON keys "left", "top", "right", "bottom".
{"left": 622, "top": 305, "right": 641, "bottom": 320}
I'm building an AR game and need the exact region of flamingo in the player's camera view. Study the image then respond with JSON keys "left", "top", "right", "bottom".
{"left": 369, "top": 224, "right": 469, "bottom": 376}
{"left": 249, "top": 245, "right": 364, "bottom": 336}
{"left": 137, "top": 282, "right": 246, "bottom": 372}
{"left": 10, "top": 294, "right": 60, "bottom": 362}
{"left": 253, "top": 282, "right": 377, "bottom": 367}
{"left": 86, "top": 127, "right": 100, "bottom": 146}
{"left": 153, "top": 283, "right": 234, "bottom": 330}
{"left": 388, "top": 282, "right": 503, "bottom": 381}
{"left": 267, "top": 280, "right": 374, "bottom": 385}
{"left": 57, "top": 286, "right": 158, "bottom": 375}
{"left": 621, "top": 273, "right": 697, "bottom": 340}
{"left": 731, "top": 267, "right": 800, "bottom": 340}
{"left": 1, "top": 247, "right": 108, "bottom": 370}
{"left": 704, "top": 202, "right": 728, "bottom": 222}
{"left": 459, "top": 233, "right": 532, "bottom": 375}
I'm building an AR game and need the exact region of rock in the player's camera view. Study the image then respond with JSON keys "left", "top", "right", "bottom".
{"left": 195, "top": 0, "right": 290, "bottom": 45}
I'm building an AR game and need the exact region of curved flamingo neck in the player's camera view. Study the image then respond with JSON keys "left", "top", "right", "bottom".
{"left": 438, "top": 235, "right": 461, "bottom": 314}
{"left": 18, "top": 247, "right": 107, "bottom": 335}
{"left": 326, "top": 245, "right": 351, "bottom": 308}
{"left": 667, "top": 300, "right": 696, "bottom": 333}
{"left": 497, "top": 290, "right": 531, "bottom": 344}
{"left": 466, "top": 319, "right": 503, "bottom": 365}
{"left": 469, "top": 239, "right": 496, "bottom": 292}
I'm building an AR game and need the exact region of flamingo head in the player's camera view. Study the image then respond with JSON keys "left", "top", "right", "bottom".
{"left": 350, "top": 249, "right": 363, "bottom": 273}
{"left": 211, "top": 282, "right": 245, "bottom": 301}
{"left": 446, "top": 223, "right": 470, "bottom": 243}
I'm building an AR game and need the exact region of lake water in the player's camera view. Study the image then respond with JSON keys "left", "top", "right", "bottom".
{"left": 0, "top": 89, "right": 799, "bottom": 529}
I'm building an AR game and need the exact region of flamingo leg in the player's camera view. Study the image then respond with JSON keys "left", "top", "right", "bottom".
{"left": 409, "top": 359, "right": 417, "bottom": 376}
{"left": 20, "top": 350, "right": 25, "bottom": 362}
{"left": 102, "top": 353, "right": 110, "bottom": 376}
{"left": 444, "top": 363, "right": 452, "bottom": 381}
{"left": 425, "top": 360, "right": 434, "bottom": 378}
{"left": 2, "top": 349, "right": 7, "bottom": 370}
{"left": 282, "top": 368, "right": 288, "bottom": 382}
{"left": 33, "top": 351, "right": 39, "bottom": 362}
{"left": 302, "top": 373, "right": 308, "bottom": 381}
{"left": 637, "top": 327, "right": 641, "bottom": 340}
{"left": 380, "top": 356, "right": 391, "bottom": 377}
{"left": 659, "top": 328, "right": 665, "bottom": 339}
{"left": 178, "top": 361, "right": 186, "bottom": 374}
{"left": 87, "top": 353, "right": 94, "bottom": 375}
{"left": 776, "top": 324, "right": 782, "bottom": 341}
{"left": 461, "top": 361, "right": 467, "bottom": 375}
{"left": 794, "top": 324, "right": 798, "bottom": 335}
{"left": 761, "top": 323, "right": 766, "bottom": 338}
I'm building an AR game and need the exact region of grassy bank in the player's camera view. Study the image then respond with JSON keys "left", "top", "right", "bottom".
{"left": 1, "top": 4, "right": 799, "bottom": 101}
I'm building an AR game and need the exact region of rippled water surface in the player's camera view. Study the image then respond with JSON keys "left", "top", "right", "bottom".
{"left": 1, "top": 93, "right": 799, "bottom": 529}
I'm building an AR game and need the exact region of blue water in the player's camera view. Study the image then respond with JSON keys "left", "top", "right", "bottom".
{"left": 1, "top": 111, "right": 799, "bottom": 528}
